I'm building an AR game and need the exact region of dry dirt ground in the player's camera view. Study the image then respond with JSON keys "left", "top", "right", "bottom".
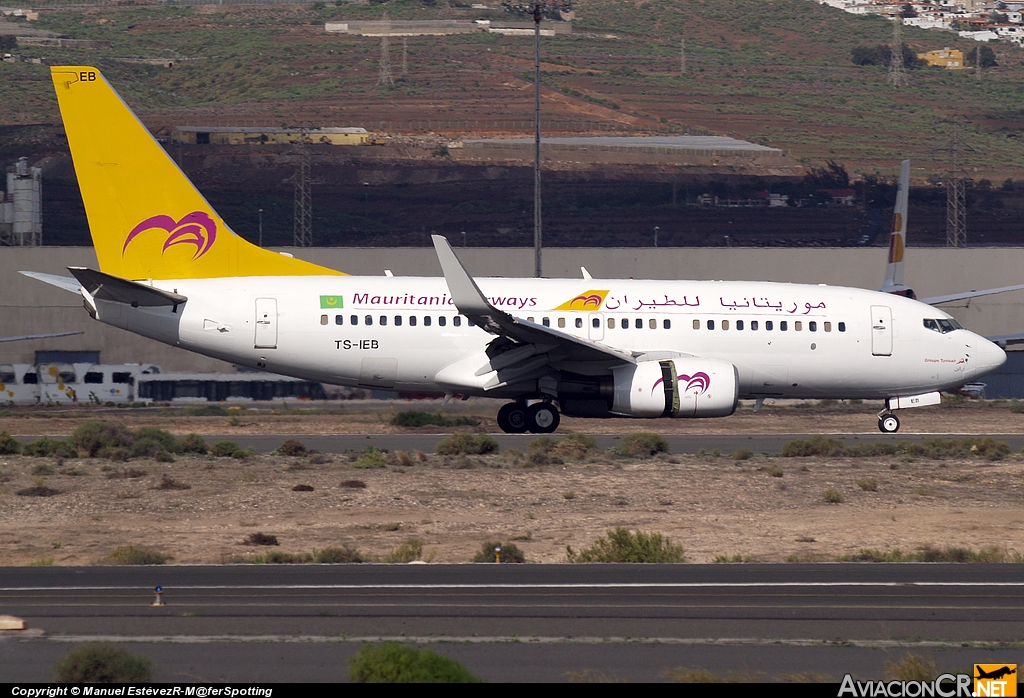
{"left": 1, "top": 401, "right": 1023, "bottom": 566}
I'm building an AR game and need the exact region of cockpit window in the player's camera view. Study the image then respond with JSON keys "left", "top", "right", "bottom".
{"left": 925, "top": 318, "right": 962, "bottom": 334}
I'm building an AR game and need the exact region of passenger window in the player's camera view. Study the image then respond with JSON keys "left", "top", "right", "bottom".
{"left": 395, "top": 316, "right": 403, "bottom": 326}
{"left": 635, "top": 318, "right": 643, "bottom": 329}
{"left": 593, "top": 318, "right": 600, "bottom": 329}
{"left": 809, "top": 321, "right": 816, "bottom": 332}
{"left": 410, "top": 316, "right": 417, "bottom": 327}
{"left": 707, "top": 320, "right": 715, "bottom": 330}
{"left": 576, "top": 318, "right": 583, "bottom": 329}
{"left": 608, "top": 318, "right": 615, "bottom": 329}
{"left": 766, "top": 321, "right": 773, "bottom": 331}
{"left": 621, "top": 318, "right": 628, "bottom": 329}
{"left": 693, "top": 319, "right": 700, "bottom": 330}
{"left": 664, "top": 319, "right": 671, "bottom": 330}
{"left": 542, "top": 317, "right": 550, "bottom": 327}
{"left": 439, "top": 316, "right": 447, "bottom": 327}
{"left": 751, "top": 320, "right": 758, "bottom": 331}
{"left": 838, "top": 322, "right": 846, "bottom": 332}
{"left": 649, "top": 318, "right": 656, "bottom": 329}
{"left": 365, "top": 315, "right": 373, "bottom": 326}
{"left": 468, "top": 319, "right": 475, "bottom": 327}
{"left": 824, "top": 322, "right": 831, "bottom": 332}
{"left": 527, "top": 317, "right": 534, "bottom": 323}
{"left": 335, "top": 315, "right": 343, "bottom": 325}
{"left": 380, "top": 316, "right": 387, "bottom": 326}
{"left": 424, "top": 316, "right": 432, "bottom": 326}
{"left": 350, "top": 315, "right": 358, "bottom": 325}
{"left": 321, "top": 314, "right": 328, "bottom": 326}
{"left": 780, "top": 321, "right": 788, "bottom": 331}
{"left": 794, "top": 321, "right": 802, "bottom": 331}
{"left": 722, "top": 320, "right": 729, "bottom": 330}
{"left": 558, "top": 318, "right": 566, "bottom": 329}
{"left": 736, "top": 320, "right": 744, "bottom": 331}
{"left": 453, "top": 316, "right": 461, "bottom": 327}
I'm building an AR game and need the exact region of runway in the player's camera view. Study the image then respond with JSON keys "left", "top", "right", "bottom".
{"left": 2, "top": 565, "right": 1022, "bottom": 682}
{"left": 17, "top": 432, "right": 1024, "bottom": 455}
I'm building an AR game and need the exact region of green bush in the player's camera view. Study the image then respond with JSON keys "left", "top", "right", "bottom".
{"left": 0, "top": 430, "right": 21, "bottom": 455}
{"left": 276, "top": 439, "right": 308, "bottom": 456}
{"left": 471, "top": 540, "right": 526, "bottom": 563}
{"left": 435, "top": 434, "right": 498, "bottom": 455}
{"left": 54, "top": 643, "right": 154, "bottom": 683}
{"left": 70, "top": 422, "right": 134, "bottom": 457}
{"left": 99, "top": 546, "right": 170, "bottom": 565}
{"left": 315, "top": 546, "right": 363, "bottom": 563}
{"left": 617, "top": 432, "right": 669, "bottom": 457}
{"left": 392, "top": 411, "right": 479, "bottom": 428}
{"left": 781, "top": 435, "right": 845, "bottom": 457}
{"left": 823, "top": 487, "right": 844, "bottom": 503}
{"left": 211, "top": 440, "right": 244, "bottom": 458}
{"left": 185, "top": 405, "right": 228, "bottom": 416}
{"left": 178, "top": 433, "right": 208, "bottom": 455}
{"left": 530, "top": 434, "right": 596, "bottom": 461}
{"left": 385, "top": 537, "right": 423, "bottom": 563}
{"left": 353, "top": 448, "right": 387, "bottom": 469}
{"left": 567, "top": 527, "right": 685, "bottom": 563}
{"left": 348, "top": 644, "right": 481, "bottom": 683}
{"left": 23, "top": 437, "right": 77, "bottom": 458}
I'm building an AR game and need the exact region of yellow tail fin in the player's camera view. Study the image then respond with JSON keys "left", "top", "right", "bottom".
{"left": 50, "top": 66, "right": 343, "bottom": 280}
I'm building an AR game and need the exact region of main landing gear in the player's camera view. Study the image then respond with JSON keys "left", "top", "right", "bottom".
{"left": 497, "top": 401, "right": 560, "bottom": 434}
{"left": 877, "top": 410, "right": 900, "bottom": 434}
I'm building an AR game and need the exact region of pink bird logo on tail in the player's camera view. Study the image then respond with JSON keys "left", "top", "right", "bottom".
{"left": 122, "top": 212, "right": 218, "bottom": 260}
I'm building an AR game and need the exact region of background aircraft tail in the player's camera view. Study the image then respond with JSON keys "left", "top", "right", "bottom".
{"left": 50, "top": 66, "right": 342, "bottom": 280}
{"left": 879, "top": 159, "right": 912, "bottom": 298}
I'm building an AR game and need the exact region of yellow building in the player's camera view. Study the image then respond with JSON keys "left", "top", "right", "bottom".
{"left": 171, "top": 126, "right": 369, "bottom": 146}
{"left": 917, "top": 48, "right": 966, "bottom": 69}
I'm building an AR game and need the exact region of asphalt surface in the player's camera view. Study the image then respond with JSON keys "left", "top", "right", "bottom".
{"left": 17, "top": 432, "right": 1024, "bottom": 455}
{"left": 2, "top": 565, "right": 1022, "bottom": 682}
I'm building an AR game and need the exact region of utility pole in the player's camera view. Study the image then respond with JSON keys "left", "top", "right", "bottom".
{"left": 501, "top": 1, "right": 573, "bottom": 278}
{"left": 293, "top": 130, "right": 313, "bottom": 248}
{"left": 945, "top": 115, "right": 967, "bottom": 248}
{"left": 886, "top": 16, "right": 908, "bottom": 89}
{"left": 377, "top": 12, "right": 394, "bottom": 87}
{"left": 258, "top": 208, "right": 263, "bottom": 247}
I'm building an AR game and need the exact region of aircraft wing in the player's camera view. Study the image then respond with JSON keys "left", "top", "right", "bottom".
{"left": 920, "top": 284, "right": 1024, "bottom": 306}
{"left": 0, "top": 331, "right": 82, "bottom": 343}
{"left": 986, "top": 332, "right": 1024, "bottom": 348}
{"left": 432, "top": 235, "right": 635, "bottom": 369}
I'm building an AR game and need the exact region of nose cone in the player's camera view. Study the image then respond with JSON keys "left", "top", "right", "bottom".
{"left": 971, "top": 335, "right": 1006, "bottom": 379}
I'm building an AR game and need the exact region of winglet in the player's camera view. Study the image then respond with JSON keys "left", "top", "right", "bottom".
{"left": 431, "top": 235, "right": 494, "bottom": 317}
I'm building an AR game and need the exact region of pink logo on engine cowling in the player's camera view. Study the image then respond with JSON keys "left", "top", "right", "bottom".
{"left": 122, "top": 212, "right": 217, "bottom": 260}
{"left": 652, "top": 372, "right": 711, "bottom": 396}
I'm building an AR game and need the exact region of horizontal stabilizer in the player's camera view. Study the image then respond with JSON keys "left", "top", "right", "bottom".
{"left": 19, "top": 271, "right": 83, "bottom": 294}
{"left": 921, "top": 284, "right": 1024, "bottom": 306}
{"left": 68, "top": 267, "right": 188, "bottom": 307}
{"left": 0, "top": 331, "right": 82, "bottom": 344}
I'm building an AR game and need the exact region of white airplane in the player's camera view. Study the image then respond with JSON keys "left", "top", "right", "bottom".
{"left": 22, "top": 66, "right": 1008, "bottom": 434}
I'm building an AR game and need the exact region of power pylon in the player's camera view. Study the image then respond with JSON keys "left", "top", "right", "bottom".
{"left": 945, "top": 116, "right": 967, "bottom": 248}
{"left": 377, "top": 13, "right": 394, "bottom": 87}
{"left": 292, "top": 132, "right": 313, "bottom": 248}
{"left": 886, "top": 17, "right": 908, "bottom": 88}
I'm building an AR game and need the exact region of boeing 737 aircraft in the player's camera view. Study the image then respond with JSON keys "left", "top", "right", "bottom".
{"left": 23, "top": 67, "right": 1008, "bottom": 434}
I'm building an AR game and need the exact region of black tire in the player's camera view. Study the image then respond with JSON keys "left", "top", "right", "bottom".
{"left": 526, "top": 403, "right": 560, "bottom": 434}
{"left": 878, "top": 414, "right": 900, "bottom": 433}
{"left": 498, "top": 402, "right": 528, "bottom": 434}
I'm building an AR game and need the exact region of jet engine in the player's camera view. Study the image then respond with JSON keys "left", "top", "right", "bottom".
{"left": 609, "top": 358, "right": 738, "bottom": 419}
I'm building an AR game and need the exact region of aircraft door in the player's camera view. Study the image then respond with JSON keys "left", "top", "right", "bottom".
{"left": 254, "top": 298, "right": 278, "bottom": 349}
{"left": 588, "top": 313, "right": 604, "bottom": 341}
{"left": 870, "top": 305, "right": 892, "bottom": 356}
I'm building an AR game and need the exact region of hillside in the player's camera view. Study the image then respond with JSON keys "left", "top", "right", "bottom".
{"left": 2, "top": 0, "right": 1023, "bottom": 180}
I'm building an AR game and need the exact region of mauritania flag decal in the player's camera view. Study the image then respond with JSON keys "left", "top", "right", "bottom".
{"left": 320, "top": 295, "right": 343, "bottom": 309}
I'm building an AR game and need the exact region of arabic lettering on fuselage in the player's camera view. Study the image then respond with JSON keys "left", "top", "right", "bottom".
{"left": 720, "top": 297, "right": 827, "bottom": 314}
{"left": 605, "top": 295, "right": 700, "bottom": 310}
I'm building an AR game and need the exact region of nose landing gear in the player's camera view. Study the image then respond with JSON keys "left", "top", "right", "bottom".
{"left": 497, "top": 401, "right": 560, "bottom": 434}
{"left": 878, "top": 410, "right": 900, "bottom": 433}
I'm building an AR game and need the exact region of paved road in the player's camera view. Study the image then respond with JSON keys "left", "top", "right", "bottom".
{"left": 17, "top": 432, "right": 1024, "bottom": 454}
{"left": 2, "top": 564, "right": 1022, "bottom": 682}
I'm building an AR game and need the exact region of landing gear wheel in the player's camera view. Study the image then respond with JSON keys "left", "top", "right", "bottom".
{"left": 526, "top": 402, "right": 560, "bottom": 434}
{"left": 497, "top": 402, "right": 528, "bottom": 434}
{"left": 878, "top": 413, "right": 900, "bottom": 434}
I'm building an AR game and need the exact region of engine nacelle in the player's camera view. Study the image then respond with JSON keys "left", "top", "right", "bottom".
{"left": 610, "top": 358, "right": 738, "bottom": 419}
